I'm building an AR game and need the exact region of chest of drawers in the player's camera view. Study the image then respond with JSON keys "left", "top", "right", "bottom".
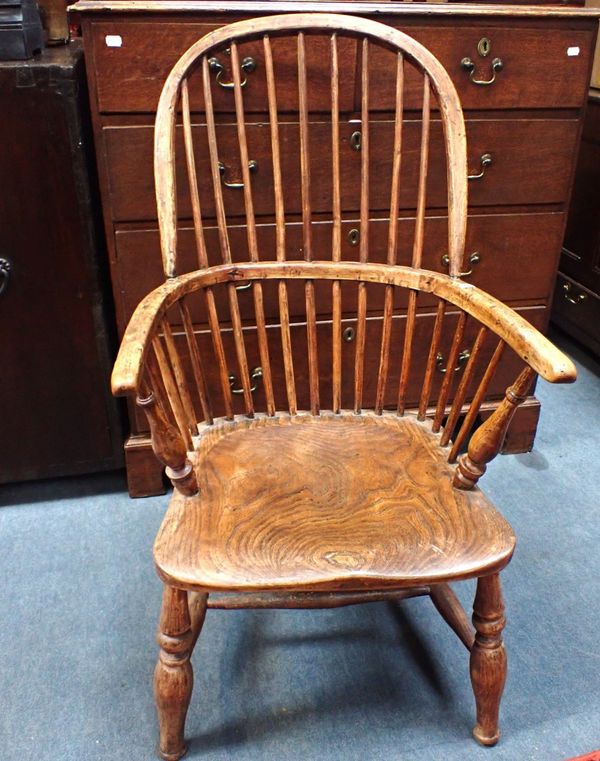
{"left": 71, "top": 0, "right": 600, "bottom": 496}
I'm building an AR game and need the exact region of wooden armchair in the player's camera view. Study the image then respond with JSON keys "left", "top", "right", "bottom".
{"left": 111, "top": 14, "right": 576, "bottom": 760}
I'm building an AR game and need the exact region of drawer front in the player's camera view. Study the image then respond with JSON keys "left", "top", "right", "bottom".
{"left": 552, "top": 273, "right": 600, "bottom": 355}
{"left": 115, "top": 211, "right": 564, "bottom": 325}
{"left": 90, "top": 21, "right": 593, "bottom": 114}
{"left": 159, "top": 305, "right": 546, "bottom": 423}
{"left": 370, "top": 25, "right": 593, "bottom": 111}
{"left": 105, "top": 117, "right": 578, "bottom": 222}
{"left": 90, "top": 21, "right": 357, "bottom": 113}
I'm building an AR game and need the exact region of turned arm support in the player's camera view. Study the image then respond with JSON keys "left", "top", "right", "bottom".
{"left": 453, "top": 367, "right": 536, "bottom": 490}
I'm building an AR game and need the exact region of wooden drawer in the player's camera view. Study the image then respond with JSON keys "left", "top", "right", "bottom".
{"left": 115, "top": 210, "right": 564, "bottom": 325}
{"left": 90, "top": 20, "right": 357, "bottom": 113}
{"left": 105, "top": 117, "right": 579, "bottom": 222}
{"left": 370, "top": 24, "right": 594, "bottom": 111}
{"left": 156, "top": 305, "right": 547, "bottom": 424}
{"left": 552, "top": 272, "right": 600, "bottom": 354}
{"left": 90, "top": 21, "right": 592, "bottom": 114}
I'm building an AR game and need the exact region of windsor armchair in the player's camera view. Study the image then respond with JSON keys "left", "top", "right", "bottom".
{"left": 111, "top": 13, "right": 576, "bottom": 760}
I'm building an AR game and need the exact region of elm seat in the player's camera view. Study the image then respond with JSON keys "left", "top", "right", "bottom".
{"left": 153, "top": 413, "right": 516, "bottom": 593}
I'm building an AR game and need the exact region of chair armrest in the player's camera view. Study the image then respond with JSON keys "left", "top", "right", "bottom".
{"left": 429, "top": 276, "right": 577, "bottom": 384}
{"left": 111, "top": 281, "right": 174, "bottom": 397}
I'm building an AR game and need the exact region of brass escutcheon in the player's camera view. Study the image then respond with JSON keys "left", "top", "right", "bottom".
{"left": 347, "top": 228, "right": 360, "bottom": 246}
{"left": 343, "top": 326, "right": 356, "bottom": 342}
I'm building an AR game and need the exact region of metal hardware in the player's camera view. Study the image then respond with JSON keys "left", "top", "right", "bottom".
{"left": 436, "top": 349, "right": 471, "bottom": 374}
{"left": 228, "top": 366, "right": 263, "bottom": 394}
{"left": 235, "top": 281, "right": 253, "bottom": 291}
{"left": 350, "top": 131, "right": 362, "bottom": 151}
{"left": 208, "top": 55, "right": 256, "bottom": 89}
{"left": 477, "top": 37, "right": 491, "bottom": 57}
{"left": 461, "top": 56, "right": 503, "bottom": 86}
{"left": 218, "top": 159, "right": 258, "bottom": 189}
{"left": 468, "top": 153, "right": 492, "bottom": 181}
{"left": 563, "top": 282, "right": 587, "bottom": 305}
{"left": 442, "top": 251, "right": 481, "bottom": 277}
{"left": 0, "top": 258, "right": 11, "bottom": 296}
{"left": 343, "top": 326, "right": 356, "bottom": 343}
{"left": 347, "top": 228, "right": 360, "bottom": 246}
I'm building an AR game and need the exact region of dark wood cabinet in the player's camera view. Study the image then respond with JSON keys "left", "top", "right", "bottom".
{"left": 0, "top": 42, "right": 123, "bottom": 483}
{"left": 553, "top": 90, "right": 600, "bottom": 355}
{"left": 71, "top": 0, "right": 600, "bottom": 496}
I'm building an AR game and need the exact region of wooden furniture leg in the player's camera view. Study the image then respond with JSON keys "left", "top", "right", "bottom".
{"left": 429, "top": 583, "right": 475, "bottom": 650}
{"left": 470, "top": 574, "right": 507, "bottom": 746}
{"left": 154, "top": 586, "right": 201, "bottom": 761}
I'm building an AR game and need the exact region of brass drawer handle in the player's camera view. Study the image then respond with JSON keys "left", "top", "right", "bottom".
{"left": 229, "top": 366, "right": 263, "bottom": 394}
{"left": 235, "top": 281, "right": 253, "bottom": 291}
{"left": 208, "top": 55, "right": 256, "bottom": 90}
{"left": 0, "top": 258, "right": 11, "bottom": 296}
{"left": 436, "top": 349, "right": 471, "bottom": 374}
{"left": 468, "top": 153, "right": 492, "bottom": 181}
{"left": 563, "top": 282, "right": 587, "bottom": 305}
{"left": 461, "top": 56, "right": 503, "bottom": 86}
{"left": 218, "top": 159, "right": 258, "bottom": 189}
{"left": 442, "top": 251, "right": 481, "bottom": 277}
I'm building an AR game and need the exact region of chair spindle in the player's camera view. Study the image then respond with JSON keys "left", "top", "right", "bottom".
{"left": 181, "top": 78, "right": 208, "bottom": 270}
{"left": 448, "top": 338, "right": 505, "bottom": 462}
{"left": 152, "top": 331, "right": 193, "bottom": 448}
{"left": 418, "top": 299, "right": 446, "bottom": 420}
{"left": 376, "top": 52, "right": 404, "bottom": 414}
{"left": 203, "top": 287, "right": 234, "bottom": 420}
{"left": 230, "top": 41, "right": 275, "bottom": 415}
{"left": 178, "top": 300, "right": 213, "bottom": 425}
{"left": 264, "top": 35, "right": 297, "bottom": 414}
{"left": 433, "top": 310, "right": 467, "bottom": 432}
{"left": 440, "top": 325, "right": 487, "bottom": 447}
{"left": 331, "top": 33, "right": 342, "bottom": 413}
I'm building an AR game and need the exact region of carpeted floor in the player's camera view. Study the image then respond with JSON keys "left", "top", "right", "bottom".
{"left": 1, "top": 330, "right": 599, "bottom": 761}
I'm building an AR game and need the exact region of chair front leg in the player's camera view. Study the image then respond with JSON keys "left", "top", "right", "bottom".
{"left": 155, "top": 586, "right": 205, "bottom": 761}
{"left": 470, "top": 573, "right": 507, "bottom": 746}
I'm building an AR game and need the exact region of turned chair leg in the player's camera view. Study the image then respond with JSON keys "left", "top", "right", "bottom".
{"left": 470, "top": 573, "right": 507, "bottom": 746}
{"left": 154, "top": 586, "right": 207, "bottom": 761}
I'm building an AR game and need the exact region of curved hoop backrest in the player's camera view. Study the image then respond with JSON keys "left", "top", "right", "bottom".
{"left": 154, "top": 12, "right": 468, "bottom": 279}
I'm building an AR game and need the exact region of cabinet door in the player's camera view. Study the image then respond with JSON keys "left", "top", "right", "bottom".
{"left": 0, "top": 48, "right": 122, "bottom": 483}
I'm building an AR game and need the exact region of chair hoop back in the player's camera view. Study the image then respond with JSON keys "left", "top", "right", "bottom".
{"left": 154, "top": 13, "right": 468, "bottom": 279}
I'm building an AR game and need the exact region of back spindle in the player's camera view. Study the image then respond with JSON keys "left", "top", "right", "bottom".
{"left": 230, "top": 41, "right": 275, "bottom": 416}
{"left": 398, "top": 76, "right": 431, "bottom": 415}
{"left": 298, "top": 33, "right": 319, "bottom": 414}
{"left": 181, "top": 78, "right": 208, "bottom": 270}
{"left": 331, "top": 33, "right": 342, "bottom": 413}
{"left": 265, "top": 34, "right": 297, "bottom": 414}
{"left": 354, "top": 38, "right": 370, "bottom": 414}
{"left": 376, "top": 51, "right": 404, "bottom": 414}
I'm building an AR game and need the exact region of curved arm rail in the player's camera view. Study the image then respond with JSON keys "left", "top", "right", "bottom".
{"left": 111, "top": 261, "right": 576, "bottom": 397}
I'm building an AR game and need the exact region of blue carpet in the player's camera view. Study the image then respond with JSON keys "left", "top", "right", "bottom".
{"left": 1, "top": 331, "right": 599, "bottom": 761}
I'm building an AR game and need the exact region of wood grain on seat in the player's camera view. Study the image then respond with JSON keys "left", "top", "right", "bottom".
{"left": 154, "top": 412, "right": 515, "bottom": 592}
